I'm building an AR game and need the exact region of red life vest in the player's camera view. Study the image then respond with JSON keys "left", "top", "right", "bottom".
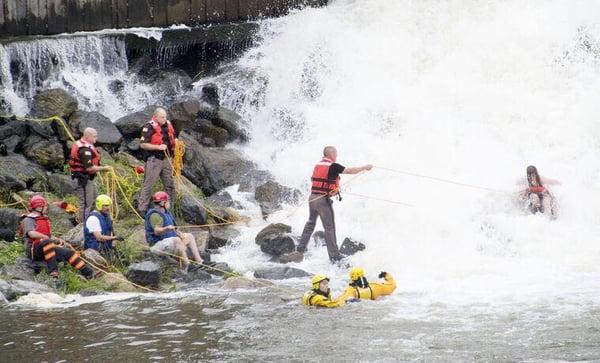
{"left": 21, "top": 213, "right": 51, "bottom": 245}
{"left": 529, "top": 185, "right": 546, "bottom": 194}
{"left": 311, "top": 157, "right": 340, "bottom": 195}
{"left": 148, "top": 117, "right": 176, "bottom": 151}
{"left": 69, "top": 139, "right": 101, "bottom": 174}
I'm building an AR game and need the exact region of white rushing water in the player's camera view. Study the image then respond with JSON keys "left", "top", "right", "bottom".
{"left": 212, "top": 0, "right": 600, "bottom": 310}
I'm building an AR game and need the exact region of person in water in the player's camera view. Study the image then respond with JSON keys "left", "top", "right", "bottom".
{"left": 520, "top": 165, "right": 559, "bottom": 217}
{"left": 301, "top": 274, "right": 346, "bottom": 308}
{"left": 337, "top": 267, "right": 396, "bottom": 302}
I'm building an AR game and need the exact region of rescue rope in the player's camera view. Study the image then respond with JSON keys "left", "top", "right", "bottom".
{"left": 172, "top": 139, "right": 186, "bottom": 186}
{"left": 98, "top": 170, "right": 120, "bottom": 220}
{"left": 374, "top": 165, "right": 510, "bottom": 194}
{"left": 0, "top": 114, "right": 76, "bottom": 142}
{"left": 0, "top": 200, "right": 27, "bottom": 208}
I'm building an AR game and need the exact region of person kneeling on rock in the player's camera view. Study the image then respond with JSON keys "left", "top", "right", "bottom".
{"left": 144, "top": 191, "right": 203, "bottom": 271}
{"left": 301, "top": 274, "right": 345, "bottom": 308}
{"left": 84, "top": 194, "right": 124, "bottom": 260}
{"left": 20, "top": 195, "right": 94, "bottom": 279}
{"left": 337, "top": 267, "right": 396, "bottom": 302}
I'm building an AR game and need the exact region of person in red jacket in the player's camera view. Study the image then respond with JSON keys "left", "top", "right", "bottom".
{"left": 296, "top": 146, "right": 372, "bottom": 262}
{"left": 519, "top": 165, "right": 559, "bottom": 217}
{"left": 69, "top": 127, "right": 112, "bottom": 222}
{"left": 137, "top": 107, "right": 177, "bottom": 214}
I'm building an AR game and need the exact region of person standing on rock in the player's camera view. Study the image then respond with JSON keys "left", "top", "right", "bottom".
{"left": 20, "top": 195, "right": 94, "bottom": 279}
{"left": 137, "top": 107, "right": 177, "bottom": 214}
{"left": 296, "top": 146, "right": 372, "bottom": 263}
{"left": 69, "top": 127, "right": 112, "bottom": 223}
{"left": 83, "top": 194, "right": 123, "bottom": 259}
{"left": 145, "top": 191, "right": 204, "bottom": 270}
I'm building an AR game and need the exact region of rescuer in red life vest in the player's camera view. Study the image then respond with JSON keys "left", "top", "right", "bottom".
{"left": 137, "top": 107, "right": 177, "bottom": 214}
{"left": 296, "top": 146, "right": 373, "bottom": 263}
{"left": 68, "top": 127, "right": 112, "bottom": 223}
{"left": 520, "top": 165, "right": 559, "bottom": 217}
{"left": 20, "top": 195, "right": 94, "bottom": 279}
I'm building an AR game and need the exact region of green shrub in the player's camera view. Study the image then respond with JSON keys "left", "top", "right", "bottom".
{"left": 0, "top": 242, "right": 24, "bottom": 267}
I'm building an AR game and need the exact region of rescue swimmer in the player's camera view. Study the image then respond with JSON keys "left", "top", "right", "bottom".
{"left": 301, "top": 274, "right": 346, "bottom": 308}
{"left": 519, "top": 165, "right": 559, "bottom": 218}
{"left": 138, "top": 107, "right": 177, "bottom": 214}
{"left": 20, "top": 195, "right": 94, "bottom": 279}
{"left": 69, "top": 127, "right": 113, "bottom": 222}
{"left": 296, "top": 146, "right": 373, "bottom": 263}
{"left": 337, "top": 267, "right": 396, "bottom": 302}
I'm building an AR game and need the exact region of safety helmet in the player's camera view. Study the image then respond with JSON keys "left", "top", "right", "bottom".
{"left": 152, "top": 191, "right": 170, "bottom": 203}
{"left": 29, "top": 195, "right": 47, "bottom": 210}
{"left": 311, "top": 274, "right": 329, "bottom": 290}
{"left": 95, "top": 194, "right": 112, "bottom": 210}
{"left": 349, "top": 267, "right": 365, "bottom": 281}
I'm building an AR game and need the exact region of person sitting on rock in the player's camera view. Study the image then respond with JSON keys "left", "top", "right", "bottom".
{"left": 84, "top": 194, "right": 123, "bottom": 259}
{"left": 144, "top": 191, "right": 203, "bottom": 270}
{"left": 337, "top": 267, "right": 396, "bottom": 302}
{"left": 301, "top": 274, "right": 345, "bottom": 308}
{"left": 20, "top": 195, "right": 94, "bottom": 279}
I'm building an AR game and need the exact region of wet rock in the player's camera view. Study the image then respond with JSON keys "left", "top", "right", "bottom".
{"left": 47, "top": 204, "right": 76, "bottom": 235}
{"left": 0, "top": 154, "right": 46, "bottom": 190}
{"left": 100, "top": 272, "right": 137, "bottom": 292}
{"left": 253, "top": 266, "right": 310, "bottom": 280}
{"left": 255, "top": 180, "right": 302, "bottom": 216}
{"left": 62, "top": 225, "right": 84, "bottom": 248}
{"left": 0, "top": 120, "right": 28, "bottom": 139}
{"left": 198, "top": 122, "right": 230, "bottom": 147}
{"left": 339, "top": 237, "right": 366, "bottom": 256}
{"left": 206, "top": 190, "right": 241, "bottom": 209}
{"left": 221, "top": 276, "right": 273, "bottom": 289}
{"left": 22, "top": 135, "right": 65, "bottom": 170}
{"left": 69, "top": 111, "right": 123, "bottom": 147}
{"left": 213, "top": 107, "right": 247, "bottom": 142}
{"left": 177, "top": 264, "right": 212, "bottom": 283}
{"left": 1, "top": 135, "right": 22, "bottom": 154}
{"left": 126, "top": 261, "right": 161, "bottom": 288}
{"left": 153, "top": 70, "right": 193, "bottom": 100}
{"left": 180, "top": 195, "right": 209, "bottom": 226}
{"left": 255, "top": 223, "right": 292, "bottom": 245}
{"left": 277, "top": 251, "right": 304, "bottom": 264}
{"left": 47, "top": 173, "right": 75, "bottom": 197}
{"left": 0, "top": 279, "right": 53, "bottom": 301}
{"left": 0, "top": 229, "right": 15, "bottom": 242}
{"left": 114, "top": 105, "right": 157, "bottom": 139}
{"left": 0, "top": 208, "right": 22, "bottom": 233}
{"left": 31, "top": 88, "right": 78, "bottom": 119}
{"left": 0, "top": 290, "right": 7, "bottom": 305}
{"left": 260, "top": 235, "right": 296, "bottom": 257}
{"left": 188, "top": 230, "right": 209, "bottom": 252}
{"left": 204, "top": 262, "right": 233, "bottom": 277}
{"left": 83, "top": 249, "right": 109, "bottom": 267}
{"left": 208, "top": 227, "right": 241, "bottom": 249}
{"left": 0, "top": 263, "right": 35, "bottom": 281}
{"left": 201, "top": 83, "right": 220, "bottom": 108}
{"left": 109, "top": 80, "right": 125, "bottom": 93}
{"left": 169, "top": 100, "right": 201, "bottom": 131}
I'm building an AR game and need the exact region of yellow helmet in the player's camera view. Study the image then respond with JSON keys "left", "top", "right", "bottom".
{"left": 311, "top": 274, "right": 329, "bottom": 289}
{"left": 349, "top": 267, "right": 365, "bottom": 281}
{"left": 95, "top": 194, "right": 112, "bottom": 210}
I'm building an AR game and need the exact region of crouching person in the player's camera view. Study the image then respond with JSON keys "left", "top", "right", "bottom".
{"left": 21, "top": 195, "right": 94, "bottom": 279}
{"left": 144, "top": 191, "right": 204, "bottom": 270}
{"left": 84, "top": 194, "right": 124, "bottom": 260}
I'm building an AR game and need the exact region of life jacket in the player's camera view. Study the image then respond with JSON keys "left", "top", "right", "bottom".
{"left": 147, "top": 118, "right": 176, "bottom": 152}
{"left": 145, "top": 208, "right": 178, "bottom": 246}
{"left": 69, "top": 139, "right": 101, "bottom": 175}
{"left": 350, "top": 285, "right": 375, "bottom": 300}
{"left": 529, "top": 185, "right": 546, "bottom": 194}
{"left": 83, "top": 210, "right": 114, "bottom": 251}
{"left": 19, "top": 213, "right": 51, "bottom": 246}
{"left": 310, "top": 157, "right": 340, "bottom": 195}
{"left": 301, "top": 289, "right": 331, "bottom": 306}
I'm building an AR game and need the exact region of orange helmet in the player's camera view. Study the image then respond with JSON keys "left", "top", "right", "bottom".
{"left": 152, "top": 191, "right": 170, "bottom": 203}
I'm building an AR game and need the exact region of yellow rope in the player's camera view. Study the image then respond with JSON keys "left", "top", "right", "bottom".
{"left": 172, "top": 139, "right": 186, "bottom": 187}
{"left": 0, "top": 114, "right": 76, "bottom": 142}
{"left": 0, "top": 200, "right": 27, "bottom": 208}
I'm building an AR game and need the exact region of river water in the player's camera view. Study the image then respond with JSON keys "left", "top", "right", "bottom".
{"left": 3, "top": 0, "right": 600, "bottom": 360}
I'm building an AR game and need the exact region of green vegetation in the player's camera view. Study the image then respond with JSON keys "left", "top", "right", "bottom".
{"left": 0, "top": 242, "right": 24, "bottom": 268}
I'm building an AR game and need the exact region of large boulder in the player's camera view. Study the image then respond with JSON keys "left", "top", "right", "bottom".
{"left": 339, "top": 237, "right": 366, "bottom": 256}
{"left": 201, "top": 83, "right": 220, "bottom": 108}
{"left": 0, "top": 279, "right": 53, "bottom": 301}
{"left": 0, "top": 154, "right": 47, "bottom": 191}
{"left": 69, "top": 111, "right": 122, "bottom": 146}
{"left": 114, "top": 105, "right": 157, "bottom": 139}
{"left": 213, "top": 107, "right": 247, "bottom": 142}
{"left": 255, "top": 223, "right": 292, "bottom": 245}
{"left": 169, "top": 100, "right": 201, "bottom": 132}
{"left": 204, "top": 262, "right": 233, "bottom": 277}
{"left": 47, "top": 204, "right": 76, "bottom": 236}
{"left": 83, "top": 249, "right": 109, "bottom": 268}
{"left": 180, "top": 195, "right": 209, "bottom": 226}
{"left": 198, "top": 121, "right": 230, "bottom": 147}
{"left": 176, "top": 264, "right": 212, "bottom": 283}
{"left": 62, "top": 225, "right": 84, "bottom": 248}
{"left": 31, "top": 88, "right": 78, "bottom": 119}
{"left": 0, "top": 290, "right": 7, "bottom": 305}
{"left": 253, "top": 266, "right": 310, "bottom": 280}
{"left": 255, "top": 223, "right": 296, "bottom": 257}
{"left": 277, "top": 251, "right": 304, "bottom": 264}
{"left": 47, "top": 173, "right": 75, "bottom": 197}
{"left": 126, "top": 261, "right": 161, "bottom": 288}
{"left": 206, "top": 190, "right": 241, "bottom": 209}
{"left": 0, "top": 208, "right": 22, "bottom": 232}
{"left": 254, "top": 180, "right": 301, "bottom": 216}
{"left": 208, "top": 227, "right": 240, "bottom": 249}
{"left": 0, "top": 263, "right": 35, "bottom": 281}
{"left": 221, "top": 276, "right": 273, "bottom": 289}
{"left": 22, "top": 135, "right": 65, "bottom": 170}
{"left": 100, "top": 272, "right": 137, "bottom": 292}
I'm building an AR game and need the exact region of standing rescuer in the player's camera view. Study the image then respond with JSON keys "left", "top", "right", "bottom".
{"left": 20, "top": 195, "right": 94, "bottom": 279}
{"left": 69, "top": 127, "right": 112, "bottom": 223}
{"left": 137, "top": 107, "right": 177, "bottom": 214}
{"left": 296, "top": 146, "right": 373, "bottom": 262}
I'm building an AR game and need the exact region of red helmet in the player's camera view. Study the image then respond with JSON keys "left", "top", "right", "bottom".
{"left": 29, "top": 195, "right": 47, "bottom": 210}
{"left": 152, "top": 191, "right": 170, "bottom": 203}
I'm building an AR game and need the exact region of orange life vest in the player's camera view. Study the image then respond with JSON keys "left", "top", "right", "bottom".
{"left": 148, "top": 117, "right": 176, "bottom": 151}
{"left": 69, "top": 139, "right": 100, "bottom": 174}
{"left": 311, "top": 157, "right": 340, "bottom": 195}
